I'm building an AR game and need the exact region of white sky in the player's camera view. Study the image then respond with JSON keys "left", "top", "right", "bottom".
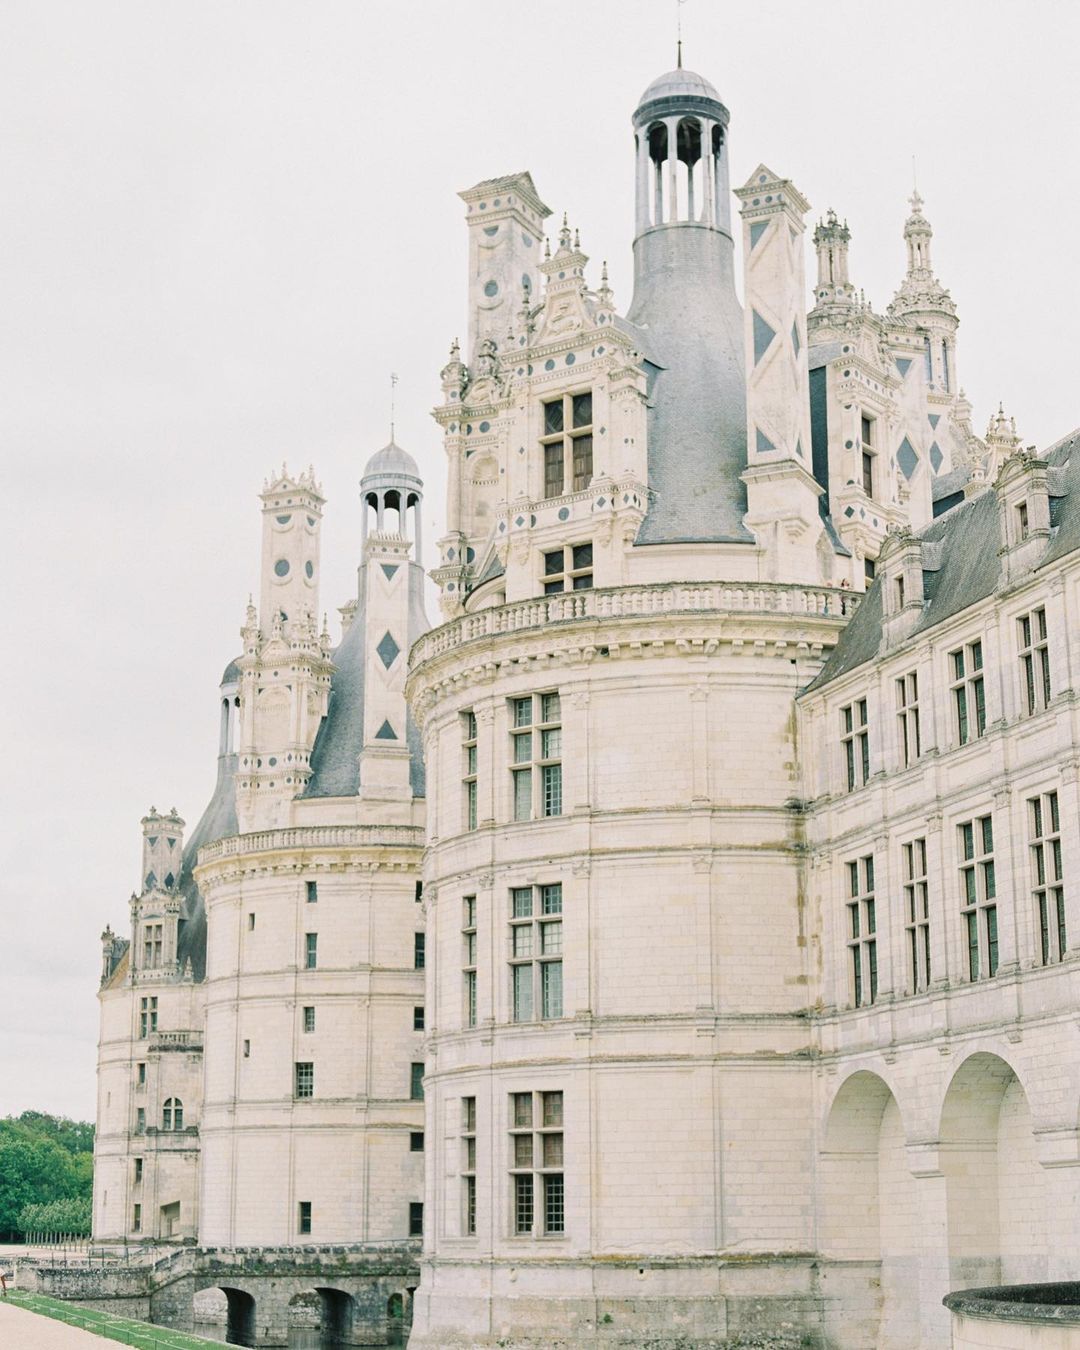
{"left": 3, "top": 0, "right": 1078, "bottom": 1120}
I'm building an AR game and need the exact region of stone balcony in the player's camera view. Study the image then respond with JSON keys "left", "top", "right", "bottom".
{"left": 147, "top": 1030, "right": 201, "bottom": 1052}
{"left": 410, "top": 579, "right": 859, "bottom": 666}
{"left": 197, "top": 823, "right": 425, "bottom": 867}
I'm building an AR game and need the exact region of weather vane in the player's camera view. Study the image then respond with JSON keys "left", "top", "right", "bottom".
{"left": 390, "top": 372, "right": 398, "bottom": 441}
{"left": 676, "top": 0, "right": 688, "bottom": 68}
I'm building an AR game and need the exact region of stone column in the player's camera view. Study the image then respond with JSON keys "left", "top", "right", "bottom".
{"left": 665, "top": 116, "right": 679, "bottom": 222}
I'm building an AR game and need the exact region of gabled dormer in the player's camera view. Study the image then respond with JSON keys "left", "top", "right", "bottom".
{"left": 129, "top": 807, "right": 185, "bottom": 983}
{"left": 996, "top": 447, "right": 1050, "bottom": 584}
{"left": 877, "top": 528, "right": 926, "bottom": 650}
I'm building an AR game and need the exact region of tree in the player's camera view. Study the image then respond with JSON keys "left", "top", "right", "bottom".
{"left": 0, "top": 1115, "right": 95, "bottom": 1241}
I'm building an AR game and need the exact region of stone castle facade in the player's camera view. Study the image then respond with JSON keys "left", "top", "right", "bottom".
{"left": 93, "top": 58, "right": 1080, "bottom": 1350}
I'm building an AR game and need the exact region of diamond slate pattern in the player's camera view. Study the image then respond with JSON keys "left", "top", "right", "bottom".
{"left": 752, "top": 310, "right": 776, "bottom": 365}
{"left": 377, "top": 631, "right": 400, "bottom": 668}
{"left": 897, "top": 437, "right": 919, "bottom": 480}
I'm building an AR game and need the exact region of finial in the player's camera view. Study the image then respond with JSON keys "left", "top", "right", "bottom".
{"left": 390, "top": 372, "right": 398, "bottom": 442}
{"left": 676, "top": 0, "right": 687, "bottom": 67}
{"left": 559, "top": 213, "right": 571, "bottom": 249}
{"left": 544, "top": 235, "right": 551, "bottom": 259}
{"left": 573, "top": 227, "right": 580, "bottom": 250}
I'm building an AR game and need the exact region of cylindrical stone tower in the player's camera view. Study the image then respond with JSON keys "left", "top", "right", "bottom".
{"left": 407, "top": 62, "right": 852, "bottom": 1349}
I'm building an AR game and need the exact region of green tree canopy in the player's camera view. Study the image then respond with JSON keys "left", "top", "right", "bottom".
{"left": 0, "top": 1114, "right": 94, "bottom": 1240}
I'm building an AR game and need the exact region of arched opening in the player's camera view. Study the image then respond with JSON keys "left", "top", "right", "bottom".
{"left": 647, "top": 122, "right": 667, "bottom": 225}
{"left": 820, "top": 1071, "right": 918, "bottom": 1349}
{"left": 711, "top": 123, "right": 724, "bottom": 225}
{"left": 384, "top": 488, "right": 402, "bottom": 534}
{"left": 386, "top": 1292, "right": 404, "bottom": 1346}
{"left": 162, "top": 1098, "right": 183, "bottom": 1131}
{"left": 194, "top": 1286, "right": 256, "bottom": 1348}
{"left": 676, "top": 117, "right": 701, "bottom": 221}
{"left": 287, "top": 1288, "right": 357, "bottom": 1349}
{"left": 940, "top": 1052, "right": 1046, "bottom": 1289}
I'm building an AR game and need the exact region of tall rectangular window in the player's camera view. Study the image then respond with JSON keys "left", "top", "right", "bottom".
{"left": 846, "top": 855, "right": 877, "bottom": 1007}
{"left": 510, "top": 884, "right": 563, "bottom": 1022}
{"left": 462, "top": 895, "right": 478, "bottom": 1028}
{"left": 895, "top": 672, "right": 920, "bottom": 767}
{"left": 305, "top": 933, "right": 318, "bottom": 969}
{"left": 410, "top": 1131, "right": 425, "bottom": 1152}
{"left": 840, "top": 698, "right": 870, "bottom": 791}
{"left": 139, "top": 996, "right": 158, "bottom": 1038}
{"left": 136, "top": 1062, "right": 146, "bottom": 1087}
{"left": 298, "top": 1201, "right": 312, "bottom": 1235}
{"left": 414, "top": 932, "right": 426, "bottom": 970}
{"left": 303, "top": 1006, "right": 315, "bottom": 1033}
{"left": 540, "top": 391, "right": 593, "bottom": 499}
{"left": 959, "top": 815, "right": 997, "bottom": 981}
{"left": 860, "top": 414, "right": 875, "bottom": 496}
{"left": 295, "top": 1062, "right": 314, "bottom": 1099}
{"left": 950, "top": 641, "right": 987, "bottom": 745}
{"left": 903, "top": 838, "right": 930, "bottom": 994}
{"left": 542, "top": 543, "right": 593, "bottom": 594}
{"left": 1029, "top": 791, "right": 1065, "bottom": 965}
{"left": 133, "top": 1157, "right": 143, "bottom": 1184}
{"left": 132, "top": 1204, "right": 141, "bottom": 1233}
{"left": 143, "top": 923, "right": 163, "bottom": 968}
{"left": 136, "top": 1107, "right": 146, "bottom": 1133}
{"left": 306, "top": 880, "right": 318, "bottom": 903}
{"left": 510, "top": 692, "right": 562, "bottom": 821}
{"left": 463, "top": 709, "right": 478, "bottom": 831}
{"left": 409, "top": 1202, "right": 424, "bottom": 1236}
{"left": 1018, "top": 607, "right": 1051, "bottom": 715}
{"left": 509, "top": 1090, "right": 564, "bottom": 1236}
{"left": 413, "top": 1005, "right": 425, "bottom": 1031}
{"left": 462, "top": 1096, "right": 477, "bottom": 1236}
{"left": 410, "top": 1062, "right": 425, "bottom": 1100}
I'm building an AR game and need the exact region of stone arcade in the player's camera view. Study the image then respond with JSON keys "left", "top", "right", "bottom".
{"left": 88, "top": 57, "right": 1080, "bottom": 1350}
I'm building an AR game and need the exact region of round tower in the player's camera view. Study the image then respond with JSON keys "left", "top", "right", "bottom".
{"left": 628, "top": 65, "right": 748, "bottom": 544}
{"left": 408, "top": 63, "right": 853, "bottom": 1350}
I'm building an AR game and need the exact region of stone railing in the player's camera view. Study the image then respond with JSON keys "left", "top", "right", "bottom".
{"left": 198, "top": 824, "right": 425, "bottom": 867}
{"left": 148, "top": 1030, "right": 200, "bottom": 1051}
{"left": 411, "top": 580, "right": 859, "bottom": 666}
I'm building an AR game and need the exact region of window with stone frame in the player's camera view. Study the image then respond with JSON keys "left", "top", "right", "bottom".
{"left": 959, "top": 815, "right": 997, "bottom": 980}
{"left": 950, "top": 640, "right": 986, "bottom": 745}
{"left": 845, "top": 855, "right": 877, "bottom": 1007}
{"left": 1018, "top": 607, "right": 1051, "bottom": 716}
{"left": 138, "top": 996, "right": 158, "bottom": 1038}
{"left": 132, "top": 1203, "right": 141, "bottom": 1233}
{"left": 162, "top": 1098, "right": 183, "bottom": 1130}
{"left": 840, "top": 698, "right": 870, "bottom": 791}
{"left": 510, "top": 692, "right": 562, "bottom": 821}
{"left": 133, "top": 1157, "right": 143, "bottom": 1184}
{"left": 303, "top": 1006, "right": 315, "bottom": 1033}
{"left": 1029, "top": 791, "right": 1065, "bottom": 965}
{"left": 903, "top": 838, "right": 930, "bottom": 994}
{"left": 895, "top": 672, "right": 921, "bottom": 767}
{"left": 305, "top": 932, "right": 318, "bottom": 969}
{"left": 462, "top": 895, "right": 478, "bottom": 1028}
{"left": 410, "top": 1061, "right": 424, "bottom": 1101}
{"left": 509, "top": 1090, "right": 564, "bottom": 1236}
{"left": 860, "top": 411, "right": 875, "bottom": 497}
{"left": 414, "top": 931, "right": 425, "bottom": 970}
{"left": 409, "top": 1202, "right": 424, "bottom": 1236}
{"left": 462, "top": 1096, "right": 477, "bottom": 1236}
{"left": 540, "top": 391, "right": 593, "bottom": 499}
{"left": 542, "top": 543, "right": 593, "bottom": 594}
{"left": 143, "top": 922, "right": 163, "bottom": 968}
{"left": 463, "top": 709, "right": 478, "bottom": 830}
{"left": 298, "top": 1201, "right": 312, "bottom": 1235}
{"left": 294, "top": 1062, "right": 314, "bottom": 1099}
{"left": 509, "top": 884, "right": 563, "bottom": 1022}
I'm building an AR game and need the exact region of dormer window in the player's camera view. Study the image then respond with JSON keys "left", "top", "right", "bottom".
{"left": 541, "top": 392, "right": 593, "bottom": 499}
{"left": 860, "top": 414, "right": 875, "bottom": 497}
{"left": 895, "top": 576, "right": 905, "bottom": 611}
{"left": 1015, "top": 501, "right": 1029, "bottom": 541}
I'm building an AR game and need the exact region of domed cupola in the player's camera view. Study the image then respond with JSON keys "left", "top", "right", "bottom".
{"left": 360, "top": 440, "right": 424, "bottom": 563}
{"left": 628, "top": 58, "right": 749, "bottom": 544}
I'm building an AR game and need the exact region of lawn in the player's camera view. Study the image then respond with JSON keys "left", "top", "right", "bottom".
{"left": 7, "top": 1289, "right": 230, "bottom": 1348}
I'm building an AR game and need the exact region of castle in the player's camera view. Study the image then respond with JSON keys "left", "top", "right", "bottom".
{"left": 93, "top": 57, "right": 1080, "bottom": 1350}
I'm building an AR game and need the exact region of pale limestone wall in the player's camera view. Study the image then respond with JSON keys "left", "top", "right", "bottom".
{"left": 93, "top": 977, "right": 203, "bottom": 1242}
{"left": 951, "top": 1312, "right": 1080, "bottom": 1350}
{"left": 407, "top": 583, "right": 848, "bottom": 1347}
{"left": 195, "top": 814, "right": 425, "bottom": 1247}
{"left": 803, "top": 544, "right": 1080, "bottom": 1348}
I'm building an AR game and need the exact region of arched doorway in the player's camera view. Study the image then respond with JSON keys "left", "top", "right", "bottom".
{"left": 288, "top": 1288, "right": 357, "bottom": 1348}
{"left": 819, "top": 1070, "right": 918, "bottom": 1349}
{"left": 386, "top": 1291, "right": 404, "bottom": 1346}
{"left": 940, "top": 1051, "right": 1046, "bottom": 1289}
{"left": 194, "top": 1285, "right": 256, "bottom": 1347}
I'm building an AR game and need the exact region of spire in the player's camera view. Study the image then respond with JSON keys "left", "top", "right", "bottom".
{"left": 390, "top": 372, "right": 398, "bottom": 442}
{"left": 808, "top": 209, "right": 856, "bottom": 323}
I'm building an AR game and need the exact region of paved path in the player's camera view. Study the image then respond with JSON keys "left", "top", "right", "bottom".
{"left": 0, "top": 1298, "right": 109, "bottom": 1347}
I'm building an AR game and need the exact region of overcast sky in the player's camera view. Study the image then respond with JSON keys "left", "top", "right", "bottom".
{"left": 3, "top": 0, "right": 1078, "bottom": 1121}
